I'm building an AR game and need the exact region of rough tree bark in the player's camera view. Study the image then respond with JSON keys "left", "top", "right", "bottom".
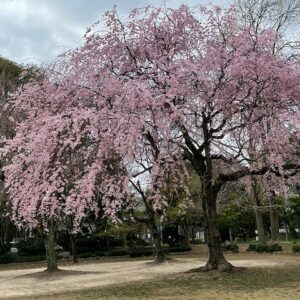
{"left": 122, "top": 232, "right": 127, "bottom": 248}
{"left": 191, "top": 226, "right": 195, "bottom": 244}
{"left": 105, "top": 236, "right": 110, "bottom": 252}
{"left": 44, "top": 222, "right": 58, "bottom": 272}
{"left": 182, "top": 122, "right": 233, "bottom": 272}
{"left": 229, "top": 228, "right": 233, "bottom": 243}
{"left": 182, "top": 223, "right": 190, "bottom": 246}
{"left": 255, "top": 209, "right": 266, "bottom": 244}
{"left": 4, "top": 218, "right": 14, "bottom": 249}
{"left": 70, "top": 234, "right": 78, "bottom": 264}
{"left": 201, "top": 187, "right": 233, "bottom": 272}
{"left": 283, "top": 220, "right": 289, "bottom": 241}
{"left": 251, "top": 177, "right": 266, "bottom": 244}
{"left": 269, "top": 191, "right": 279, "bottom": 241}
{"left": 149, "top": 220, "right": 166, "bottom": 263}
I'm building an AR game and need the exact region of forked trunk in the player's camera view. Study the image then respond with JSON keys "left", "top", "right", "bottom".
{"left": 44, "top": 223, "right": 58, "bottom": 272}
{"left": 202, "top": 192, "right": 232, "bottom": 272}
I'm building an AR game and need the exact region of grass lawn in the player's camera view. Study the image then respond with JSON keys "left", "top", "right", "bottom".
{"left": 10, "top": 264, "right": 300, "bottom": 300}
{"left": 3, "top": 243, "right": 300, "bottom": 300}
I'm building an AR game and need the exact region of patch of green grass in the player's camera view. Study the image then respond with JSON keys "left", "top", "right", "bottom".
{"left": 13, "top": 265, "right": 300, "bottom": 300}
{"left": 5, "top": 245, "right": 300, "bottom": 300}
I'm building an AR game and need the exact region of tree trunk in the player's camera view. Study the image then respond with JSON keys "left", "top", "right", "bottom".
{"left": 44, "top": 223, "right": 58, "bottom": 272}
{"left": 286, "top": 219, "right": 298, "bottom": 239}
{"left": 4, "top": 218, "right": 14, "bottom": 249}
{"left": 269, "top": 192, "right": 279, "bottom": 241}
{"left": 70, "top": 235, "right": 78, "bottom": 264}
{"left": 255, "top": 208, "right": 266, "bottom": 244}
{"left": 269, "top": 207, "right": 279, "bottom": 241}
{"left": 182, "top": 223, "right": 190, "bottom": 246}
{"left": 191, "top": 226, "right": 195, "bottom": 244}
{"left": 202, "top": 193, "right": 232, "bottom": 272}
{"left": 122, "top": 232, "right": 127, "bottom": 248}
{"left": 105, "top": 236, "right": 110, "bottom": 252}
{"left": 149, "top": 220, "right": 166, "bottom": 263}
{"left": 251, "top": 177, "right": 266, "bottom": 244}
{"left": 283, "top": 220, "right": 289, "bottom": 241}
{"left": 229, "top": 228, "right": 233, "bottom": 243}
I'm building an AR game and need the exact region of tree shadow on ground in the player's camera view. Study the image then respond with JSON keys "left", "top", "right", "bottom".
{"left": 16, "top": 269, "right": 107, "bottom": 281}
{"left": 144, "top": 257, "right": 202, "bottom": 266}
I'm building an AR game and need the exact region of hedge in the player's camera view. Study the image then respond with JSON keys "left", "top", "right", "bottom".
{"left": 292, "top": 245, "right": 300, "bottom": 253}
{"left": 247, "top": 243, "right": 282, "bottom": 253}
{"left": 222, "top": 243, "right": 239, "bottom": 252}
{"left": 169, "top": 245, "right": 192, "bottom": 253}
{"left": 17, "top": 239, "right": 45, "bottom": 256}
{"left": 0, "top": 253, "right": 46, "bottom": 264}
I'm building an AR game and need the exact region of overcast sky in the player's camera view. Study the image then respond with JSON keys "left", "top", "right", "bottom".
{"left": 0, "top": 0, "right": 231, "bottom": 65}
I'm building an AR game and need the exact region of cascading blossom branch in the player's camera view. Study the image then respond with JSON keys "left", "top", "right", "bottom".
{"left": 2, "top": 76, "right": 128, "bottom": 232}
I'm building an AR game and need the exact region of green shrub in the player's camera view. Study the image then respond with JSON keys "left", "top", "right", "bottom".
{"left": 169, "top": 246, "right": 192, "bottom": 253}
{"left": 76, "top": 237, "right": 107, "bottom": 254}
{"left": 135, "top": 239, "right": 151, "bottom": 247}
{"left": 109, "top": 238, "right": 125, "bottom": 248}
{"left": 247, "top": 243, "right": 282, "bottom": 253}
{"left": 267, "top": 243, "right": 282, "bottom": 252}
{"left": 223, "top": 243, "right": 239, "bottom": 252}
{"left": 0, "top": 252, "right": 16, "bottom": 264}
{"left": 255, "top": 244, "right": 267, "bottom": 253}
{"left": 193, "top": 238, "right": 202, "bottom": 244}
{"left": 292, "top": 245, "right": 300, "bottom": 253}
{"left": 16, "top": 255, "right": 45, "bottom": 263}
{"left": 77, "top": 252, "right": 95, "bottom": 258}
{"left": 129, "top": 247, "right": 153, "bottom": 258}
{"left": 90, "top": 236, "right": 125, "bottom": 249}
{"left": 77, "top": 246, "right": 96, "bottom": 254}
{"left": 247, "top": 243, "right": 257, "bottom": 251}
{"left": 0, "top": 253, "right": 46, "bottom": 264}
{"left": 76, "top": 237, "right": 98, "bottom": 248}
{"left": 17, "top": 239, "right": 45, "bottom": 256}
{"left": 108, "top": 249, "right": 128, "bottom": 256}
{"left": 94, "top": 250, "right": 107, "bottom": 257}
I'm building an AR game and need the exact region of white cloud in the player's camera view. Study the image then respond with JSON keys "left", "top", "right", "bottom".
{"left": 0, "top": 0, "right": 231, "bottom": 65}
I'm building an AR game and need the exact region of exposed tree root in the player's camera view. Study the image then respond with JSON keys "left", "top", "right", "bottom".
{"left": 186, "top": 261, "right": 237, "bottom": 273}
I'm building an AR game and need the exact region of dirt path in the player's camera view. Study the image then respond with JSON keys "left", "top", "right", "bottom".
{"left": 0, "top": 255, "right": 292, "bottom": 299}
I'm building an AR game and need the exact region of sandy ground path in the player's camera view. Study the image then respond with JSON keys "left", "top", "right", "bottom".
{"left": 0, "top": 257, "right": 288, "bottom": 299}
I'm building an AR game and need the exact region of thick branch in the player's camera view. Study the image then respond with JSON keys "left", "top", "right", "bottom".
{"left": 131, "top": 212, "right": 150, "bottom": 224}
{"left": 215, "top": 163, "right": 300, "bottom": 189}
{"left": 132, "top": 166, "right": 152, "bottom": 178}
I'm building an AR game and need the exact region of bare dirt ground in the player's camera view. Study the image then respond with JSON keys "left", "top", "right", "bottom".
{"left": 0, "top": 253, "right": 297, "bottom": 299}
